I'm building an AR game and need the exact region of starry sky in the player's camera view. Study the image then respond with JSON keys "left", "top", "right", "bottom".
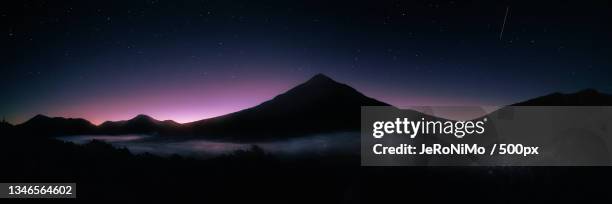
{"left": 1, "top": 0, "right": 611, "bottom": 124}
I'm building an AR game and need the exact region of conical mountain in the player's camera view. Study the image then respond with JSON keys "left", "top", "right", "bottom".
{"left": 186, "top": 73, "right": 389, "bottom": 140}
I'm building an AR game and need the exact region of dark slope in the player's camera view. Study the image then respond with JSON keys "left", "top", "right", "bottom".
{"left": 514, "top": 89, "right": 612, "bottom": 106}
{"left": 185, "top": 74, "right": 390, "bottom": 140}
{"left": 477, "top": 89, "right": 612, "bottom": 147}
{"left": 0, "top": 120, "right": 13, "bottom": 133}
{"left": 15, "top": 114, "right": 97, "bottom": 137}
{"left": 98, "top": 114, "right": 182, "bottom": 135}
{"left": 0, "top": 120, "right": 12, "bottom": 128}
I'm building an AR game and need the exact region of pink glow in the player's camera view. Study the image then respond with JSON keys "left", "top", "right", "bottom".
{"left": 10, "top": 73, "right": 504, "bottom": 125}
{"left": 38, "top": 77, "right": 299, "bottom": 125}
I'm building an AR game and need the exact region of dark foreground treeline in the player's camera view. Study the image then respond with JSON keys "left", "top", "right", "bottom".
{"left": 1, "top": 132, "right": 612, "bottom": 203}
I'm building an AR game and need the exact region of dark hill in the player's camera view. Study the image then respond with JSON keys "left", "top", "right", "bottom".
{"left": 514, "top": 89, "right": 612, "bottom": 106}
{"left": 15, "top": 114, "right": 96, "bottom": 137}
{"left": 98, "top": 114, "right": 182, "bottom": 135}
{"left": 0, "top": 120, "right": 13, "bottom": 133}
{"left": 185, "top": 74, "right": 390, "bottom": 141}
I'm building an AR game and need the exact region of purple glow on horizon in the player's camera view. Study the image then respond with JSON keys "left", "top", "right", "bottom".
{"left": 7, "top": 66, "right": 519, "bottom": 126}
{"left": 10, "top": 74, "right": 508, "bottom": 125}
{"left": 24, "top": 76, "right": 300, "bottom": 125}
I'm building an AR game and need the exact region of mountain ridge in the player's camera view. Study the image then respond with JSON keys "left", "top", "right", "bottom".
{"left": 514, "top": 89, "right": 612, "bottom": 106}
{"left": 15, "top": 114, "right": 97, "bottom": 137}
{"left": 6, "top": 74, "right": 612, "bottom": 139}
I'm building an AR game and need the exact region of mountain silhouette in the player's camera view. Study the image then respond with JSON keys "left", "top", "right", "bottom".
{"left": 184, "top": 73, "right": 389, "bottom": 140}
{"left": 8, "top": 75, "right": 612, "bottom": 140}
{"left": 514, "top": 89, "right": 612, "bottom": 106}
{"left": 0, "top": 120, "right": 13, "bottom": 131}
{"left": 14, "top": 114, "right": 96, "bottom": 137}
{"left": 98, "top": 114, "right": 182, "bottom": 135}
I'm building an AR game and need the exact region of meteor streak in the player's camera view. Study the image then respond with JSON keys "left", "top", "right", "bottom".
{"left": 500, "top": 6, "right": 510, "bottom": 40}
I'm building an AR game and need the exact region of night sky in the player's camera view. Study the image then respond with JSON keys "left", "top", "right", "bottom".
{"left": 2, "top": 0, "right": 611, "bottom": 124}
